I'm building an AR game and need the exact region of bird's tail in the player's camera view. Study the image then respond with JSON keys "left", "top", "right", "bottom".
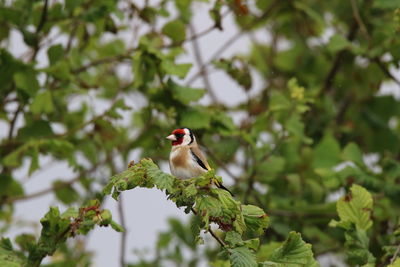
{"left": 213, "top": 179, "right": 234, "bottom": 196}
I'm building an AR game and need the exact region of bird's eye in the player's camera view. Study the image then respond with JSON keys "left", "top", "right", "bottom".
{"left": 175, "top": 133, "right": 184, "bottom": 138}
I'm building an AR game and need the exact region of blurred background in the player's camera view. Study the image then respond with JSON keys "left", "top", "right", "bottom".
{"left": 1, "top": 0, "right": 400, "bottom": 266}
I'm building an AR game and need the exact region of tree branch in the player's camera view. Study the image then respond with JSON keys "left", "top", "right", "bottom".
{"left": 71, "top": 53, "right": 133, "bottom": 74}
{"left": 322, "top": 20, "right": 358, "bottom": 94}
{"left": 391, "top": 243, "right": 400, "bottom": 265}
{"left": 185, "top": 0, "right": 280, "bottom": 86}
{"left": 190, "top": 208, "right": 226, "bottom": 247}
{"left": 374, "top": 59, "right": 400, "bottom": 87}
{"left": 189, "top": 23, "right": 218, "bottom": 103}
{"left": 5, "top": 175, "right": 80, "bottom": 204}
{"left": 30, "top": 0, "right": 49, "bottom": 61}
{"left": 118, "top": 195, "right": 127, "bottom": 267}
{"left": 350, "top": 0, "right": 371, "bottom": 42}
{"left": 8, "top": 103, "right": 23, "bottom": 140}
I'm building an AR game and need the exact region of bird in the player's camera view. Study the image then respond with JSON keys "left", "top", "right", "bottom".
{"left": 166, "top": 127, "right": 233, "bottom": 195}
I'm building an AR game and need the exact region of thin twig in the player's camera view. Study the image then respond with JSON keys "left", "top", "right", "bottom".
{"left": 204, "top": 147, "right": 240, "bottom": 182}
{"left": 186, "top": 0, "right": 280, "bottom": 86}
{"left": 189, "top": 23, "right": 218, "bottom": 103}
{"left": 30, "top": 0, "right": 49, "bottom": 61}
{"left": 4, "top": 161, "right": 102, "bottom": 204}
{"left": 72, "top": 52, "right": 133, "bottom": 74}
{"left": 322, "top": 21, "right": 358, "bottom": 94}
{"left": 391, "top": 243, "right": 400, "bottom": 264}
{"left": 8, "top": 103, "right": 23, "bottom": 140}
{"left": 374, "top": 59, "right": 400, "bottom": 87}
{"left": 243, "top": 135, "right": 285, "bottom": 203}
{"left": 5, "top": 176, "right": 80, "bottom": 204}
{"left": 190, "top": 208, "right": 226, "bottom": 247}
{"left": 118, "top": 195, "right": 127, "bottom": 267}
{"left": 350, "top": 0, "right": 371, "bottom": 42}
{"left": 162, "top": 10, "right": 231, "bottom": 49}
{"left": 186, "top": 32, "right": 243, "bottom": 86}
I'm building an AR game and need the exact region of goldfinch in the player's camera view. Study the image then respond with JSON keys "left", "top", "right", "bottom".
{"left": 166, "top": 127, "right": 232, "bottom": 195}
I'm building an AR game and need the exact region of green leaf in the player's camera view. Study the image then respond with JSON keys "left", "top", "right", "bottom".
{"left": 388, "top": 258, "right": 400, "bottom": 267}
{"left": 110, "top": 220, "right": 124, "bottom": 232}
{"left": 333, "top": 184, "right": 373, "bottom": 230}
{"left": 13, "top": 70, "right": 39, "bottom": 96}
{"left": 285, "top": 114, "right": 305, "bottom": 140}
{"left": 143, "top": 159, "right": 175, "bottom": 192}
{"left": 343, "top": 227, "right": 375, "bottom": 265}
{"left": 30, "top": 90, "right": 55, "bottom": 115}
{"left": 342, "top": 142, "right": 364, "bottom": 166}
{"left": 53, "top": 181, "right": 79, "bottom": 205}
{"left": 162, "top": 61, "right": 192, "bottom": 78}
{"left": 241, "top": 205, "right": 269, "bottom": 235}
{"left": 244, "top": 238, "right": 260, "bottom": 251}
{"left": 180, "top": 108, "right": 211, "bottom": 129}
{"left": 195, "top": 194, "right": 222, "bottom": 228}
{"left": 312, "top": 133, "right": 341, "bottom": 169}
{"left": 373, "top": 0, "right": 400, "bottom": 9}
{"left": 265, "top": 232, "right": 318, "bottom": 267}
{"left": 0, "top": 246, "right": 25, "bottom": 267}
{"left": 225, "top": 231, "right": 243, "bottom": 246}
{"left": 47, "top": 44, "right": 64, "bottom": 65}
{"left": 230, "top": 246, "right": 257, "bottom": 267}
{"left": 214, "top": 58, "right": 252, "bottom": 90}
{"left": 269, "top": 92, "right": 291, "bottom": 111}
{"left": 327, "top": 34, "right": 351, "bottom": 53}
{"left": 169, "top": 80, "right": 205, "bottom": 103}
{"left": 162, "top": 19, "right": 186, "bottom": 43}
{"left": 28, "top": 145, "right": 39, "bottom": 175}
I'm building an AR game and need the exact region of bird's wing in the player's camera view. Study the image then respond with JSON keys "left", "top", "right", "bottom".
{"left": 190, "top": 145, "right": 233, "bottom": 196}
{"left": 190, "top": 146, "right": 211, "bottom": 170}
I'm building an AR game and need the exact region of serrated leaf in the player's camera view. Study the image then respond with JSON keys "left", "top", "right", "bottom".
{"left": 230, "top": 246, "right": 257, "bottom": 267}
{"left": 266, "top": 232, "right": 318, "bottom": 267}
{"left": 0, "top": 246, "right": 25, "bottom": 267}
{"left": 242, "top": 205, "right": 269, "bottom": 235}
{"left": 336, "top": 184, "right": 373, "bottom": 230}
{"left": 244, "top": 238, "right": 260, "bottom": 251}
{"left": 225, "top": 231, "right": 243, "bottom": 246}
{"left": 144, "top": 160, "right": 175, "bottom": 192}
{"left": 343, "top": 227, "right": 375, "bottom": 265}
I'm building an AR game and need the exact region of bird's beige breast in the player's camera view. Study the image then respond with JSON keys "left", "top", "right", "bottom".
{"left": 169, "top": 146, "right": 205, "bottom": 179}
{"left": 170, "top": 147, "right": 191, "bottom": 168}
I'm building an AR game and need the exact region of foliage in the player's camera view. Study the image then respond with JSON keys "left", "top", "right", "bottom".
{"left": 1, "top": 0, "right": 400, "bottom": 266}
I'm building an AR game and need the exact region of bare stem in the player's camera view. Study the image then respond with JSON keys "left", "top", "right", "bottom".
{"left": 391, "top": 243, "right": 400, "bottom": 264}
{"left": 189, "top": 23, "right": 218, "bottom": 103}
{"left": 118, "top": 195, "right": 127, "bottom": 267}
{"left": 190, "top": 208, "right": 226, "bottom": 247}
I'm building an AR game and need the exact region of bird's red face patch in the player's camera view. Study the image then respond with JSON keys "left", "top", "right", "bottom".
{"left": 171, "top": 129, "right": 185, "bottom": 146}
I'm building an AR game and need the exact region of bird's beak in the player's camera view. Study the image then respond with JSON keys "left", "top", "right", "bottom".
{"left": 166, "top": 134, "right": 177, "bottom": 141}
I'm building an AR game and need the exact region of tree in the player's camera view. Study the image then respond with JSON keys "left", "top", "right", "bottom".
{"left": 1, "top": 0, "right": 400, "bottom": 266}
